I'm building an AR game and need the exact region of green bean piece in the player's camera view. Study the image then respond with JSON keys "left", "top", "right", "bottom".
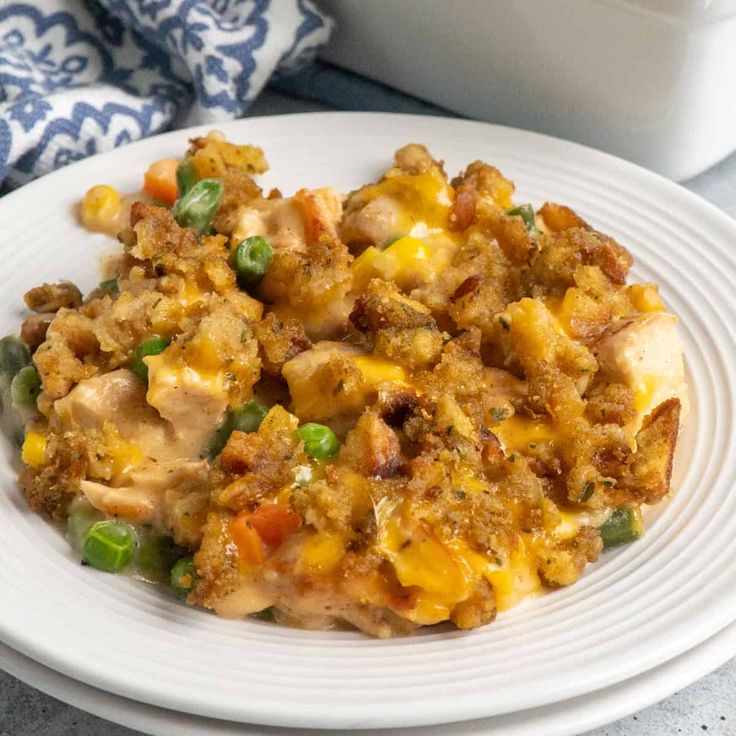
{"left": 297, "top": 423, "right": 340, "bottom": 460}
{"left": 131, "top": 336, "right": 170, "bottom": 381}
{"left": 99, "top": 278, "right": 119, "bottom": 295}
{"left": 176, "top": 158, "right": 198, "bottom": 196}
{"left": 207, "top": 414, "right": 233, "bottom": 460}
{"left": 173, "top": 178, "right": 223, "bottom": 232}
{"left": 171, "top": 556, "right": 197, "bottom": 597}
{"left": 10, "top": 366, "right": 41, "bottom": 409}
{"left": 207, "top": 400, "right": 268, "bottom": 459}
{"left": 599, "top": 506, "right": 642, "bottom": 549}
{"left": 82, "top": 519, "right": 135, "bottom": 573}
{"left": 506, "top": 204, "right": 538, "bottom": 237}
{"left": 252, "top": 606, "right": 275, "bottom": 622}
{"left": 578, "top": 481, "right": 595, "bottom": 503}
{"left": 383, "top": 235, "right": 404, "bottom": 249}
{"left": 231, "top": 236, "right": 273, "bottom": 286}
{"left": 0, "top": 336, "right": 31, "bottom": 385}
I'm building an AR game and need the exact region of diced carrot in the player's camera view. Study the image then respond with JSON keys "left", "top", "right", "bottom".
{"left": 143, "top": 158, "right": 179, "bottom": 205}
{"left": 229, "top": 515, "right": 265, "bottom": 566}
{"left": 244, "top": 504, "right": 301, "bottom": 549}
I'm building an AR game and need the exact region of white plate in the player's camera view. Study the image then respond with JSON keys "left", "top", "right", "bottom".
{"left": 2, "top": 113, "right": 736, "bottom": 729}
{"left": 3, "top": 621, "right": 736, "bottom": 736}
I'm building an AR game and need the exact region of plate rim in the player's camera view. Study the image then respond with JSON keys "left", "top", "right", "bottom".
{"left": 2, "top": 111, "right": 736, "bottom": 729}
{"left": 2, "top": 111, "right": 735, "bottom": 234}
{"left": 2, "top": 621, "right": 735, "bottom": 736}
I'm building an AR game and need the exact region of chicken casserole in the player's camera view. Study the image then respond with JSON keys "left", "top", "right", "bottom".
{"left": 1, "top": 134, "right": 687, "bottom": 637}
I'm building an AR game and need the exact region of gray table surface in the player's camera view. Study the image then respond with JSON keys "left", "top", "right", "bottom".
{"left": 2, "top": 90, "right": 736, "bottom": 735}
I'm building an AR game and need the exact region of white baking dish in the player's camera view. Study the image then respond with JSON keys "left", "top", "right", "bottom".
{"left": 319, "top": 0, "right": 736, "bottom": 180}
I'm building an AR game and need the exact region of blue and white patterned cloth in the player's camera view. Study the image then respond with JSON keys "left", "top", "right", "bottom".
{"left": 0, "top": 0, "right": 332, "bottom": 191}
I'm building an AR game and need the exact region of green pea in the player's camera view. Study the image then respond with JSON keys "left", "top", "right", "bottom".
{"left": 297, "top": 423, "right": 339, "bottom": 459}
{"left": 176, "top": 158, "right": 198, "bottom": 196}
{"left": 136, "top": 535, "right": 182, "bottom": 583}
{"left": 132, "top": 336, "right": 170, "bottom": 381}
{"left": 9, "top": 426, "right": 24, "bottom": 449}
{"left": 599, "top": 506, "right": 642, "bottom": 549}
{"left": 506, "top": 204, "right": 538, "bottom": 237}
{"left": 67, "top": 497, "right": 104, "bottom": 550}
{"left": 232, "top": 400, "right": 268, "bottom": 434}
{"left": 173, "top": 178, "right": 223, "bottom": 232}
{"left": 231, "top": 236, "right": 273, "bottom": 286}
{"left": 82, "top": 519, "right": 135, "bottom": 573}
{"left": 207, "top": 400, "right": 268, "bottom": 459}
{"left": 0, "top": 336, "right": 31, "bottom": 385}
{"left": 171, "top": 556, "right": 197, "bottom": 597}
{"left": 10, "top": 366, "right": 41, "bottom": 409}
{"left": 0, "top": 386, "right": 23, "bottom": 445}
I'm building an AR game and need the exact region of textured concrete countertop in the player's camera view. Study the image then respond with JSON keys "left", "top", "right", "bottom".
{"left": 2, "top": 91, "right": 736, "bottom": 735}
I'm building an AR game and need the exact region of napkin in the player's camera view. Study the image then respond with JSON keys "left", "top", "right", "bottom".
{"left": 0, "top": 0, "right": 332, "bottom": 191}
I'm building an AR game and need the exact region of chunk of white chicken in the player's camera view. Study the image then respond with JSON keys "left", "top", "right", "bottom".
{"left": 80, "top": 459, "right": 209, "bottom": 534}
{"left": 483, "top": 367, "right": 527, "bottom": 403}
{"left": 145, "top": 353, "right": 229, "bottom": 459}
{"left": 232, "top": 187, "right": 342, "bottom": 253}
{"left": 53, "top": 367, "right": 222, "bottom": 536}
{"left": 54, "top": 369, "right": 183, "bottom": 461}
{"left": 282, "top": 341, "right": 411, "bottom": 422}
{"left": 53, "top": 365, "right": 227, "bottom": 462}
{"left": 341, "top": 196, "right": 404, "bottom": 249}
{"left": 594, "top": 312, "right": 688, "bottom": 434}
{"left": 340, "top": 163, "right": 454, "bottom": 251}
{"left": 232, "top": 189, "right": 351, "bottom": 341}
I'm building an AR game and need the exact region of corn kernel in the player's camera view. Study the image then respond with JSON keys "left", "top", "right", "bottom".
{"left": 351, "top": 246, "right": 380, "bottom": 290}
{"left": 628, "top": 283, "right": 665, "bottom": 312}
{"left": 81, "top": 185, "right": 122, "bottom": 233}
{"left": 21, "top": 431, "right": 46, "bottom": 467}
{"left": 493, "top": 178, "right": 515, "bottom": 209}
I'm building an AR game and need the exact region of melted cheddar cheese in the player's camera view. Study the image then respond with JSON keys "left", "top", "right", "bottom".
{"left": 494, "top": 415, "right": 560, "bottom": 453}
{"left": 355, "top": 170, "right": 454, "bottom": 234}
